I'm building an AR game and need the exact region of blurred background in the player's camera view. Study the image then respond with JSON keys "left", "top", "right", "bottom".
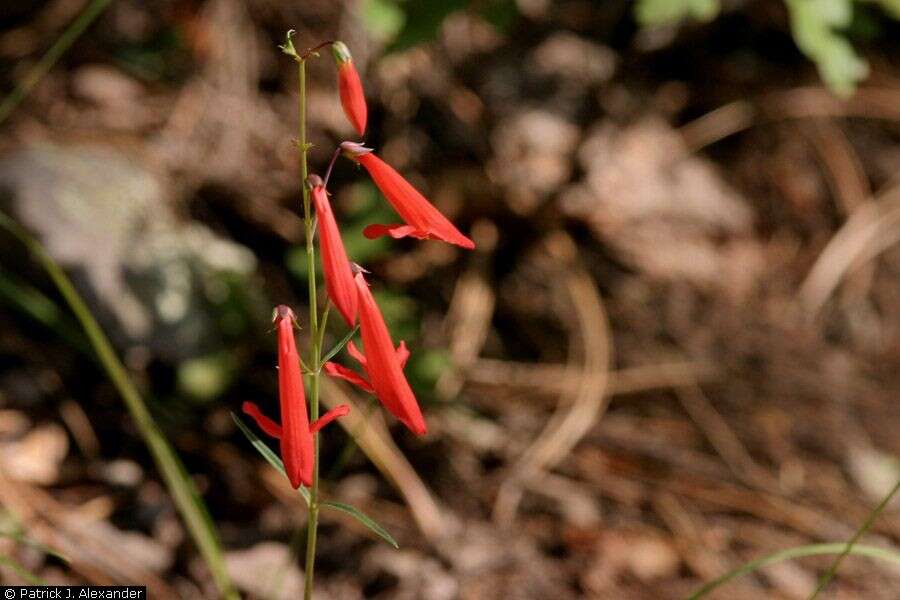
{"left": 1, "top": 0, "right": 900, "bottom": 598}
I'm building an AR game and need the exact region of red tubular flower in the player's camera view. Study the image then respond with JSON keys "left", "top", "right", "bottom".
{"left": 243, "top": 305, "right": 350, "bottom": 488}
{"left": 341, "top": 142, "right": 475, "bottom": 250}
{"left": 309, "top": 175, "right": 357, "bottom": 326}
{"left": 332, "top": 42, "right": 367, "bottom": 137}
{"left": 324, "top": 272, "right": 426, "bottom": 435}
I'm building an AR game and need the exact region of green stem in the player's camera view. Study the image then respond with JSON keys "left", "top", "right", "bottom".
{"left": 0, "top": 0, "right": 114, "bottom": 126}
{"left": 298, "top": 56, "right": 322, "bottom": 600}
{"left": 808, "top": 476, "right": 900, "bottom": 599}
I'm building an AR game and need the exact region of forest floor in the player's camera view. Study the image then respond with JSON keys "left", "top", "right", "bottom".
{"left": 1, "top": 1, "right": 900, "bottom": 598}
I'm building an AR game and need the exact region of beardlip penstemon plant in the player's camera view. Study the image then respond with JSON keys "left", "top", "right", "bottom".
{"left": 233, "top": 31, "right": 474, "bottom": 598}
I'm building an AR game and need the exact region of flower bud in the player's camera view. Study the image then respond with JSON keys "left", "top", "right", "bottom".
{"left": 332, "top": 42, "right": 367, "bottom": 137}
{"left": 331, "top": 41, "right": 353, "bottom": 64}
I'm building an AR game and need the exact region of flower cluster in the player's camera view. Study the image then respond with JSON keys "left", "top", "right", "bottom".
{"left": 243, "top": 40, "right": 474, "bottom": 489}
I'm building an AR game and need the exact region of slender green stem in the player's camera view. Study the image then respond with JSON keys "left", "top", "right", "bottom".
{"left": 808, "top": 476, "right": 900, "bottom": 599}
{"left": 0, "top": 212, "right": 236, "bottom": 599}
{"left": 0, "top": 0, "right": 114, "bottom": 126}
{"left": 298, "top": 55, "right": 323, "bottom": 600}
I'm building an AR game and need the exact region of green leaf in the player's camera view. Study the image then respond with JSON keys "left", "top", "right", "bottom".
{"left": 634, "top": 0, "right": 720, "bottom": 26}
{"left": 687, "top": 542, "right": 900, "bottom": 599}
{"left": 231, "top": 413, "right": 311, "bottom": 505}
{"left": 785, "top": 0, "right": 869, "bottom": 96}
{"left": 321, "top": 325, "right": 361, "bottom": 365}
{"left": 321, "top": 501, "right": 399, "bottom": 548}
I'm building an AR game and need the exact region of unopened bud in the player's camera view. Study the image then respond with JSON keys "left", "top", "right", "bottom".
{"left": 331, "top": 41, "right": 353, "bottom": 65}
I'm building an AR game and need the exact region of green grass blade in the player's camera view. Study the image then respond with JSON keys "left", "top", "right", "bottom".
{"left": 231, "top": 412, "right": 310, "bottom": 505}
{"left": 0, "top": 266, "right": 91, "bottom": 356}
{"left": 0, "top": 211, "right": 236, "bottom": 599}
{"left": 809, "top": 476, "right": 900, "bottom": 599}
{"left": 0, "top": 526, "right": 69, "bottom": 564}
{"left": 321, "top": 501, "right": 398, "bottom": 548}
{"left": 0, "top": 0, "right": 114, "bottom": 125}
{"left": 687, "top": 542, "right": 900, "bottom": 599}
{"left": 0, "top": 554, "right": 45, "bottom": 585}
{"left": 320, "top": 325, "right": 360, "bottom": 366}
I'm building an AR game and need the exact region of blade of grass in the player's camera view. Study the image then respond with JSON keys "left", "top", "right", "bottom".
{"left": 0, "top": 525, "right": 69, "bottom": 563}
{"left": 320, "top": 501, "right": 398, "bottom": 548}
{"left": 0, "top": 554, "right": 45, "bottom": 585}
{"left": 0, "top": 266, "right": 91, "bottom": 356}
{"left": 0, "top": 211, "right": 236, "bottom": 599}
{"left": 809, "top": 476, "right": 900, "bottom": 599}
{"left": 0, "top": 0, "right": 114, "bottom": 125}
{"left": 687, "top": 542, "right": 900, "bottom": 599}
{"left": 231, "top": 412, "right": 311, "bottom": 504}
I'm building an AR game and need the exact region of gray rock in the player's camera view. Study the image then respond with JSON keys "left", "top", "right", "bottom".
{"left": 0, "top": 143, "right": 257, "bottom": 361}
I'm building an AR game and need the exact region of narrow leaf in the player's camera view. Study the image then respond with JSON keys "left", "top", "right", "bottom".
{"left": 687, "top": 542, "right": 900, "bottom": 599}
{"left": 0, "top": 0, "right": 113, "bottom": 125}
{"left": 320, "top": 325, "right": 360, "bottom": 365}
{"left": 0, "top": 554, "right": 45, "bottom": 585}
{"left": 232, "top": 413, "right": 310, "bottom": 505}
{"left": 0, "top": 527, "right": 68, "bottom": 563}
{"left": 316, "top": 302, "right": 332, "bottom": 353}
{"left": 809, "top": 476, "right": 900, "bottom": 599}
{"left": 321, "top": 501, "right": 398, "bottom": 548}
